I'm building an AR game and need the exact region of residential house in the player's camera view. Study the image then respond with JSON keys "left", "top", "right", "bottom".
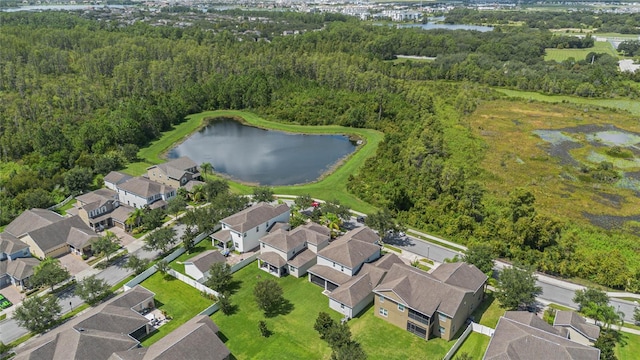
{"left": 116, "top": 177, "right": 176, "bottom": 210}
{"left": 484, "top": 311, "right": 600, "bottom": 360}
{"left": 373, "top": 262, "right": 487, "bottom": 341}
{"left": 0, "top": 257, "right": 40, "bottom": 290}
{"left": 184, "top": 250, "right": 227, "bottom": 282}
{"left": 308, "top": 226, "right": 381, "bottom": 291}
{"left": 76, "top": 188, "right": 134, "bottom": 231}
{"left": 212, "top": 202, "right": 290, "bottom": 253}
{"left": 14, "top": 285, "right": 230, "bottom": 360}
{"left": 553, "top": 311, "right": 601, "bottom": 345}
{"left": 147, "top": 156, "right": 202, "bottom": 189}
{"left": 104, "top": 171, "right": 132, "bottom": 191}
{"left": 108, "top": 315, "right": 230, "bottom": 360}
{"left": 328, "top": 253, "right": 405, "bottom": 319}
{"left": 3, "top": 209, "right": 99, "bottom": 258}
{"left": 257, "top": 222, "right": 331, "bottom": 278}
{"left": 0, "top": 232, "right": 30, "bottom": 261}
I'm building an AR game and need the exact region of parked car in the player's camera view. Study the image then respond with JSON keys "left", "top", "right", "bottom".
{"left": 356, "top": 216, "right": 366, "bottom": 223}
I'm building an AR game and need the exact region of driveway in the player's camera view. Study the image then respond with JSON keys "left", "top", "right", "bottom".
{"left": 103, "top": 226, "right": 137, "bottom": 248}
{"left": 58, "top": 253, "right": 90, "bottom": 276}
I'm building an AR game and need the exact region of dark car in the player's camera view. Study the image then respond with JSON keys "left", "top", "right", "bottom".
{"left": 356, "top": 216, "right": 366, "bottom": 223}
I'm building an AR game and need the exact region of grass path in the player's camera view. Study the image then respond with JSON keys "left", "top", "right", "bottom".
{"left": 124, "top": 110, "right": 383, "bottom": 213}
{"left": 545, "top": 41, "right": 618, "bottom": 62}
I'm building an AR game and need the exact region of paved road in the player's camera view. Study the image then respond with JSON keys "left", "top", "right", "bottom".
{"left": 0, "top": 224, "right": 180, "bottom": 344}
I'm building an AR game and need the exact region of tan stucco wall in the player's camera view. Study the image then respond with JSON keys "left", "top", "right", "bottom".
{"left": 374, "top": 292, "right": 414, "bottom": 334}
{"left": 147, "top": 169, "right": 181, "bottom": 188}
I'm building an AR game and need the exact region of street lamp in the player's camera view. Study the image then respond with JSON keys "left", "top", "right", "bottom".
{"left": 70, "top": 301, "right": 73, "bottom": 312}
{"left": 427, "top": 245, "right": 430, "bottom": 260}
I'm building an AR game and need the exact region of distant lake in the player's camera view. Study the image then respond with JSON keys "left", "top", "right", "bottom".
{"left": 167, "top": 119, "right": 357, "bottom": 186}
{"left": 397, "top": 23, "right": 493, "bottom": 32}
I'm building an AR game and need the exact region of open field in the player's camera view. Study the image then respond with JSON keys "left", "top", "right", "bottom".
{"left": 496, "top": 89, "right": 640, "bottom": 116}
{"left": 616, "top": 331, "right": 640, "bottom": 359}
{"left": 452, "top": 332, "right": 491, "bottom": 359}
{"left": 125, "top": 110, "right": 383, "bottom": 214}
{"left": 470, "top": 98, "right": 640, "bottom": 265}
{"left": 211, "top": 262, "right": 453, "bottom": 360}
{"left": 139, "top": 272, "right": 214, "bottom": 346}
{"left": 544, "top": 41, "right": 618, "bottom": 62}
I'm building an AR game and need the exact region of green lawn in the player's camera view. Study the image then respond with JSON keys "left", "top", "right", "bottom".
{"left": 212, "top": 262, "right": 453, "bottom": 360}
{"left": 545, "top": 41, "right": 618, "bottom": 62}
{"left": 169, "top": 240, "right": 216, "bottom": 274}
{"left": 453, "top": 332, "right": 491, "bottom": 360}
{"left": 124, "top": 110, "right": 383, "bottom": 214}
{"left": 616, "top": 330, "right": 640, "bottom": 359}
{"left": 139, "top": 272, "right": 214, "bottom": 346}
{"left": 471, "top": 292, "right": 504, "bottom": 329}
{"left": 496, "top": 88, "right": 640, "bottom": 116}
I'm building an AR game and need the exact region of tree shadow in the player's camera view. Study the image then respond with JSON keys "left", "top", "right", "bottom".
{"left": 217, "top": 331, "right": 229, "bottom": 343}
{"left": 470, "top": 292, "right": 495, "bottom": 323}
{"left": 384, "top": 234, "right": 414, "bottom": 247}
{"left": 264, "top": 298, "right": 294, "bottom": 318}
{"left": 226, "top": 279, "right": 243, "bottom": 295}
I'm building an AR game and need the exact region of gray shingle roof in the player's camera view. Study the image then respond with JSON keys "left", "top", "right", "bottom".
{"left": 317, "top": 236, "right": 380, "bottom": 269}
{"left": 260, "top": 228, "right": 306, "bottom": 253}
{"left": 484, "top": 316, "right": 600, "bottom": 360}
{"left": 104, "top": 171, "right": 133, "bottom": 186}
{"left": 0, "top": 232, "right": 28, "bottom": 254}
{"left": 109, "top": 285, "right": 155, "bottom": 310}
{"left": 117, "top": 177, "right": 174, "bottom": 198}
{"left": 554, "top": 311, "right": 601, "bottom": 341}
{"left": 430, "top": 262, "right": 488, "bottom": 293}
{"left": 373, "top": 263, "right": 473, "bottom": 317}
{"left": 301, "top": 222, "right": 332, "bottom": 237}
{"left": 295, "top": 224, "right": 330, "bottom": 246}
{"left": 307, "top": 264, "right": 352, "bottom": 285}
{"left": 6, "top": 257, "right": 40, "bottom": 280}
{"left": 27, "top": 215, "right": 99, "bottom": 253}
{"left": 149, "top": 157, "right": 199, "bottom": 181}
{"left": 503, "top": 311, "right": 565, "bottom": 337}
{"left": 221, "top": 202, "right": 289, "bottom": 233}
{"left": 287, "top": 248, "right": 316, "bottom": 268}
{"left": 76, "top": 188, "right": 119, "bottom": 207}
{"left": 258, "top": 251, "right": 287, "bottom": 268}
{"left": 341, "top": 226, "right": 380, "bottom": 244}
{"left": 211, "top": 229, "right": 232, "bottom": 242}
{"left": 185, "top": 250, "right": 226, "bottom": 273}
{"left": 75, "top": 304, "right": 149, "bottom": 336}
{"left": 4, "top": 209, "right": 64, "bottom": 238}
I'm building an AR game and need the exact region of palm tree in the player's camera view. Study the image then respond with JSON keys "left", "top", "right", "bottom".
{"left": 200, "top": 162, "right": 213, "bottom": 177}
{"left": 125, "top": 208, "right": 144, "bottom": 232}
{"left": 321, "top": 213, "right": 342, "bottom": 238}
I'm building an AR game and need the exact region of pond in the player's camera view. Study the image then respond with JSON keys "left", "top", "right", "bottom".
{"left": 166, "top": 118, "right": 357, "bottom": 186}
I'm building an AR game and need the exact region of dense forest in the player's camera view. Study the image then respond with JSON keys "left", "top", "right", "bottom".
{"left": 445, "top": 8, "right": 640, "bottom": 34}
{"left": 0, "top": 10, "right": 639, "bottom": 290}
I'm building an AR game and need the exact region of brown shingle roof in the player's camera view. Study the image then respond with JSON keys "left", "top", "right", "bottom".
{"left": 317, "top": 237, "right": 380, "bottom": 269}
{"left": 185, "top": 250, "right": 226, "bottom": 273}
{"left": 76, "top": 189, "right": 119, "bottom": 207}
{"left": 430, "top": 262, "right": 488, "bottom": 292}
{"left": 373, "top": 263, "right": 472, "bottom": 317}
{"left": 503, "top": 311, "right": 565, "bottom": 337}
{"left": 484, "top": 316, "right": 600, "bottom": 360}
{"left": 109, "top": 285, "right": 155, "bottom": 310}
{"left": 75, "top": 304, "right": 149, "bottom": 336}
{"left": 294, "top": 224, "right": 330, "bottom": 246}
{"left": 149, "top": 157, "right": 199, "bottom": 181}
{"left": 301, "top": 222, "right": 331, "bottom": 237}
{"left": 340, "top": 226, "right": 380, "bottom": 244}
{"left": 220, "top": 202, "right": 289, "bottom": 233}
{"left": 211, "top": 229, "right": 232, "bottom": 242}
{"left": 4, "top": 209, "right": 64, "bottom": 238}
{"left": 554, "top": 311, "right": 601, "bottom": 341}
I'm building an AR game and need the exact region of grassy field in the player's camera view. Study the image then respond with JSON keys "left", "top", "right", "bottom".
{"left": 125, "top": 110, "right": 382, "bottom": 214}
{"left": 496, "top": 88, "right": 640, "bottom": 116}
{"left": 139, "top": 272, "right": 214, "bottom": 346}
{"left": 452, "top": 332, "right": 491, "bottom": 359}
{"left": 544, "top": 41, "right": 618, "bottom": 62}
{"left": 471, "top": 292, "right": 504, "bottom": 329}
{"left": 616, "top": 331, "right": 640, "bottom": 359}
{"left": 211, "top": 262, "right": 453, "bottom": 360}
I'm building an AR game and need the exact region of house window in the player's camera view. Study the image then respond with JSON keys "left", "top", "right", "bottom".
{"left": 333, "top": 262, "right": 336, "bottom": 267}
{"left": 439, "top": 314, "right": 447, "bottom": 322}
{"left": 341, "top": 304, "right": 345, "bottom": 309}
{"left": 439, "top": 326, "right": 446, "bottom": 334}
{"left": 234, "top": 242, "right": 239, "bottom": 248}
{"left": 261, "top": 244, "right": 265, "bottom": 248}
{"left": 379, "top": 295, "right": 384, "bottom": 303}
{"left": 398, "top": 304, "right": 405, "bottom": 312}
{"left": 256, "top": 226, "right": 259, "bottom": 232}
{"left": 289, "top": 265, "right": 295, "bottom": 272}
{"left": 379, "top": 308, "right": 388, "bottom": 317}
{"left": 244, "top": 233, "right": 247, "bottom": 238}
{"left": 341, "top": 265, "right": 344, "bottom": 271}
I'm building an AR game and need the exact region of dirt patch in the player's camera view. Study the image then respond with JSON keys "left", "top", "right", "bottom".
{"left": 591, "top": 192, "right": 625, "bottom": 209}
{"left": 583, "top": 212, "right": 640, "bottom": 233}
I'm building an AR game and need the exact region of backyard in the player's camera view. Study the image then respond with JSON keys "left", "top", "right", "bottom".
{"left": 452, "top": 332, "right": 491, "bottom": 359}
{"left": 139, "top": 272, "right": 215, "bottom": 346}
{"left": 211, "top": 262, "right": 454, "bottom": 360}
{"left": 168, "top": 238, "right": 216, "bottom": 274}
